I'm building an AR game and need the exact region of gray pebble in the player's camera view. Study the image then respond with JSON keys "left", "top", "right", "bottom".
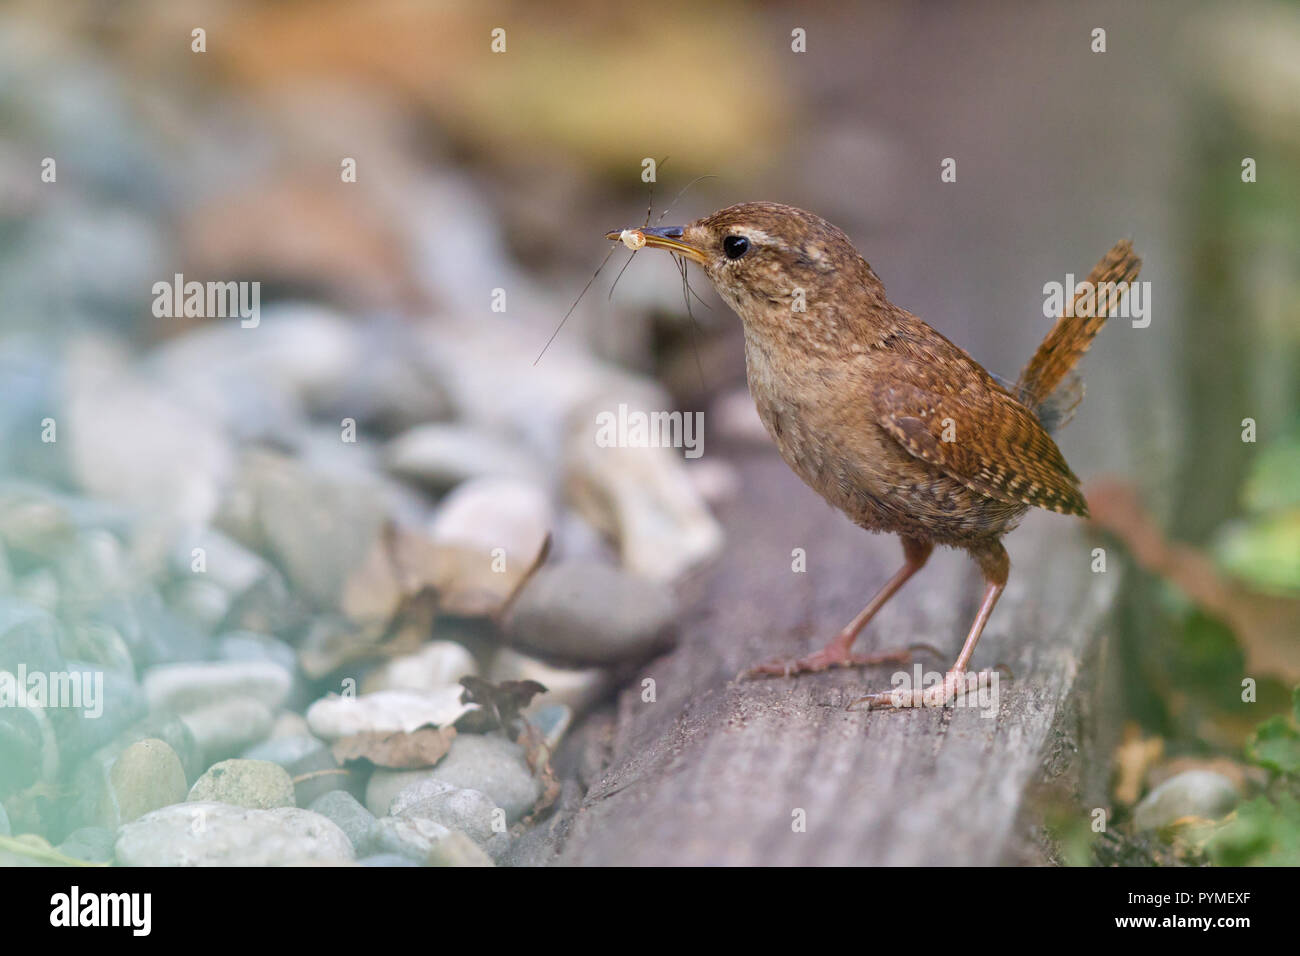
{"left": 51, "top": 662, "right": 146, "bottom": 763}
{"left": 115, "top": 802, "right": 353, "bottom": 866}
{"left": 188, "top": 759, "right": 296, "bottom": 809}
{"left": 64, "top": 717, "right": 200, "bottom": 832}
{"left": 357, "top": 853, "right": 422, "bottom": 867}
{"left": 372, "top": 814, "right": 449, "bottom": 863}
{"left": 308, "top": 791, "right": 378, "bottom": 855}
{"left": 109, "top": 712, "right": 204, "bottom": 783}
{"left": 0, "top": 597, "right": 65, "bottom": 675}
{"left": 382, "top": 423, "right": 544, "bottom": 490}
{"left": 365, "top": 768, "right": 437, "bottom": 817}
{"left": 109, "top": 738, "right": 188, "bottom": 823}
{"left": 241, "top": 734, "right": 349, "bottom": 805}
{"left": 504, "top": 561, "right": 676, "bottom": 664}
{"left": 57, "top": 827, "right": 115, "bottom": 863}
{"left": 371, "top": 816, "right": 493, "bottom": 866}
{"left": 0, "top": 707, "right": 54, "bottom": 799}
{"left": 89, "top": 590, "right": 208, "bottom": 669}
{"left": 392, "top": 781, "right": 500, "bottom": 847}
{"left": 179, "top": 698, "right": 274, "bottom": 765}
{"left": 426, "top": 734, "right": 540, "bottom": 823}
{"left": 143, "top": 659, "right": 292, "bottom": 714}
{"left": 1134, "top": 770, "right": 1240, "bottom": 832}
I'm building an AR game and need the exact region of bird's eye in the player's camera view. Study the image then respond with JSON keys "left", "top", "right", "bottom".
{"left": 722, "top": 235, "right": 750, "bottom": 259}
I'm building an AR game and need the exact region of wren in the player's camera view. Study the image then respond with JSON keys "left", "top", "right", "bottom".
{"left": 606, "top": 202, "right": 1140, "bottom": 709}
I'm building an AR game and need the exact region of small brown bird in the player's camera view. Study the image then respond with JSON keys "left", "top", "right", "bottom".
{"left": 606, "top": 203, "right": 1140, "bottom": 708}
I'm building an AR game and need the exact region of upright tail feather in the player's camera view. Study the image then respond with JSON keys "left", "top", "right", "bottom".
{"left": 1016, "top": 239, "right": 1142, "bottom": 424}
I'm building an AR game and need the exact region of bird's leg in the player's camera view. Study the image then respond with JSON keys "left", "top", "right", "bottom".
{"left": 744, "top": 537, "right": 934, "bottom": 678}
{"left": 850, "top": 541, "right": 1008, "bottom": 710}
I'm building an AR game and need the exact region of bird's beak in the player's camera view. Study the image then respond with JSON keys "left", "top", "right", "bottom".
{"left": 605, "top": 225, "right": 708, "bottom": 265}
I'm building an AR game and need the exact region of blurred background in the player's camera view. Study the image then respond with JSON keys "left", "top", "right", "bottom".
{"left": 0, "top": 0, "right": 1296, "bottom": 865}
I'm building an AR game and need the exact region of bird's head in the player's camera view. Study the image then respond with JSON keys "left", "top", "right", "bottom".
{"left": 607, "top": 201, "right": 887, "bottom": 344}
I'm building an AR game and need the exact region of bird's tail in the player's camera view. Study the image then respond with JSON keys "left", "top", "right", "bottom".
{"left": 1016, "top": 239, "right": 1142, "bottom": 432}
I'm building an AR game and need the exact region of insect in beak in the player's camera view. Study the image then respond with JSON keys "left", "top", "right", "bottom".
{"left": 605, "top": 225, "right": 707, "bottom": 265}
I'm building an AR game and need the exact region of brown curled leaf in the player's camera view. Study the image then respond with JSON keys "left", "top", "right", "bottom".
{"left": 332, "top": 725, "right": 457, "bottom": 769}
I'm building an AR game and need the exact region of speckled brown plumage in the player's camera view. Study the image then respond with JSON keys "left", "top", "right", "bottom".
{"left": 609, "top": 203, "right": 1141, "bottom": 707}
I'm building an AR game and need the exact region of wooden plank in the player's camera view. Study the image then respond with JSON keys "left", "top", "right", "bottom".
{"left": 547, "top": 445, "right": 1118, "bottom": 866}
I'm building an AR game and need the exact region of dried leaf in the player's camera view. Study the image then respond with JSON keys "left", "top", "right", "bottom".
{"left": 516, "top": 722, "right": 561, "bottom": 827}
{"left": 332, "top": 725, "right": 457, "bottom": 769}
{"left": 1111, "top": 722, "right": 1164, "bottom": 806}
{"left": 458, "top": 676, "right": 547, "bottom": 735}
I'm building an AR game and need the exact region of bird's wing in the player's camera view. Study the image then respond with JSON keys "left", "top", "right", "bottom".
{"left": 872, "top": 365, "right": 1088, "bottom": 517}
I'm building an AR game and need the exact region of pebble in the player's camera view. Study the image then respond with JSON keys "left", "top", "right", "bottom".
{"left": 357, "top": 852, "right": 422, "bottom": 867}
{"left": 115, "top": 802, "right": 354, "bottom": 866}
{"left": 360, "top": 641, "right": 478, "bottom": 695}
{"left": 268, "top": 711, "right": 312, "bottom": 739}
{"left": 504, "top": 561, "right": 677, "bottom": 665}
{"left": 364, "top": 769, "right": 424, "bottom": 817}
{"left": 308, "top": 790, "right": 378, "bottom": 855}
{"left": 179, "top": 698, "right": 275, "bottom": 764}
{"left": 1133, "top": 770, "right": 1240, "bottom": 831}
{"left": 143, "top": 659, "right": 293, "bottom": 714}
{"left": 305, "top": 687, "right": 475, "bottom": 741}
{"left": 425, "top": 734, "right": 540, "bottom": 823}
{"left": 67, "top": 736, "right": 188, "bottom": 833}
{"left": 216, "top": 631, "right": 298, "bottom": 675}
{"left": 428, "top": 477, "right": 552, "bottom": 616}
{"left": 383, "top": 423, "right": 545, "bottom": 490}
{"left": 242, "top": 734, "right": 352, "bottom": 806}
{"left": 0, "top": 705, "right": 57, "bottom": 799}
{"left": 0, "top": 597, "right": 65, "bottom": 675}
{"left": 391, "top": 780, "right": 500, "bottom": 847}
{"left": 107, "top": 712, "right": 204, "bottom": 783}
{"left": 62, "top": 357, "right": 233, "bottom": 532}
{"left": 371, "top": 816, "right": 493, "bottom": 867}
{"left": 564, "top": 397, "right": 724, "bottom": 581}
{"left": 52, "top": 529, "right": 133, "bottom": 603}
{"left": 171, "top": 528, "right": 281, "bottom": 600}
{"left": 53, "top": 662, "right": 147, "bottom": 763}
{"left": 167, "top": 578, "right": 231, "bottom": 634}
{"left": 56, "top": 620, "right": 134, "bottom": 679}
{"left": 56, "top": 827, "right": 115, "bottom": 863}
{"left": 217, "top": 631, "right": 307, "bottom": 710}
{"left": 219, "top": 450, "right": 388, "bottom": 612}
{"left": 87, "top": 589, "right": 209, "bottom": 669}
{"left": 188, "top": 759, "right": 297, "bottom": 809}
{"left": 110, "top": 738, "right": 189, "bottom": 823}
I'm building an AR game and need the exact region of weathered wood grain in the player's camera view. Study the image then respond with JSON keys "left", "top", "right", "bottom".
{"left": 549, "top": 445, "right": 1118, "bottom": 866}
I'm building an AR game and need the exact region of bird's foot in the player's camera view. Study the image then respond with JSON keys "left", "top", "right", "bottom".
{"left": 847, "top": 667, "right": 1004, "bottom": 711}
{"left": 742, "top": 642, "right": 942, "bottom": 680}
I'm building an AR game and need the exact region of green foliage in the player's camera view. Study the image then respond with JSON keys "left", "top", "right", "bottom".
{"left": 1242, "top": 436, "right": 1300, "bottom": 514}
{"left": 1208, "top": 687, "right": 1300, "bottom": 865}
{"left": 1207, "top": 793, "right": 1300, "bottom": 866}
{"left": 1215, "top": 512, "right": 1300, "bottom": 595}
{"left": 1215, "top": 431, "right": 1300, "bottom": 595}
{"left": 1246, "top": 715, "right": 1300, "bottom": 774}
